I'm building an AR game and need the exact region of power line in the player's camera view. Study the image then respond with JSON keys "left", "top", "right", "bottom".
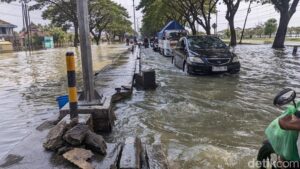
{"left": 0, "top": 11, "right": 45, "bottom": 21}
{"left": 218, "top": 3, "right": 273, "bottom": 15}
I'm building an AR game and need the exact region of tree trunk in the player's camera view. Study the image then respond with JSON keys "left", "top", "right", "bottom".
{"left": 95, "top": 37, "right": 100, "bottom": 45}
{"left": 96, "top": 31, "right": 102, "bottom": 45}
{"left": 205, "top": 26, "right": 211, "bottom": 35}
{"left": 272, "top": 11, "right": 290, "bottom": 48}
{"left": 228, "top": 18, "right": 237, "bottom": 46}
{"left": 74, "top": 23, "right": 79, "bottom": 48}
{"left": 188, "top": 22, "right": 197, "bottom": 35}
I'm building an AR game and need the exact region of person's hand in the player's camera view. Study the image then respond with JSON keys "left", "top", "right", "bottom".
{"left": 279, "top": 115, "right": 300, "bottom": 130}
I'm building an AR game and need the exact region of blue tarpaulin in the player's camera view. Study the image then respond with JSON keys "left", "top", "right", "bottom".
{"left": 157, "top": 20, "right": 185, "bottom": 39}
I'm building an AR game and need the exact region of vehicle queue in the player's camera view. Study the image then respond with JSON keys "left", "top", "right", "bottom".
{"left": 145, "top": 20, "right": 241, "bottom": 75}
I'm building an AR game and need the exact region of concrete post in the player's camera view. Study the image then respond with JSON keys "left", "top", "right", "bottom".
{"left": 76, "top": 0, "right": 95, "bottom": 102}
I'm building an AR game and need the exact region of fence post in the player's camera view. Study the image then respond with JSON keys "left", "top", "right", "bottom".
{"left": 66, "top": 52, "right": 78, "bottom": 119}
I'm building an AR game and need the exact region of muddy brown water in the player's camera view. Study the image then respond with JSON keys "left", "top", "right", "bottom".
{"left": 1, "top": 44, "right": 299, "bottom": 168}
{"left": 109, "top": 45, "right": 300, "bottom": 169}
{"left": 0, "top": 44, "right": 128, "bottom": 159}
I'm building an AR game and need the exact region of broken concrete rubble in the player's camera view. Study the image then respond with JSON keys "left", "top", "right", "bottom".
{"left": 85, "top": 130, "right": 107, "bottom": 155}
{"left": 119, "top": 137, "right": 142, "bottom": 169}
{"left": 63, "top": 148, "right": 94, "bottom": 169}
{"left": 63, "top": 124, "right": 90, "bottom": 146}
{"left": 43, "top": 120, "right": 67, "bottom": 151}
{"left": 94, "top": 143, "right": 123, "bottom": 169}
{"left": 146, "top": 143, "right": 169, "bottom": 169}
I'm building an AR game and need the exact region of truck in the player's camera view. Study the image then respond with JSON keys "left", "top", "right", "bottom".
{"left": 157, "top": 20, "right": 188, "bottom": 57}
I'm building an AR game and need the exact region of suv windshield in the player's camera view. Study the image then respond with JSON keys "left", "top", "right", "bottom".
{"left": 187, "top": 36, "right": 227, "bottom": 50}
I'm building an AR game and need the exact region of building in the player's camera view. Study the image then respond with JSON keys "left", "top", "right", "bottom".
{"left": 19, "top": 23, "right": 47, "bottom": 49}
{"left": 0, "top": 19, "right": 17, "bottom": 42}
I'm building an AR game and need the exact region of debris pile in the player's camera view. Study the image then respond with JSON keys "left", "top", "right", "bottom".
{"left": 42, "top": 118, "right": 169, "bottom": 169}
{"left": 43, "top": 119, "right": 107, "bottom": 169}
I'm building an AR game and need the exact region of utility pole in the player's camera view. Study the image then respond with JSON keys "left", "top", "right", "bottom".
{"left": 76, "top": 0, "right": 95, "bottom": 102}
{"left": 22, "top": 0, "right": 31, "bottom": 51}
{"left": 133, "top": 0, "right": 137, "bottom": 36}
{"left": 136, "top": 18, "right": 139, "bottom": 35}
{"left": 216, "top": 10, "right": 218, "bottom": 35}
{"left": 239, "top": 1, "right": 252, "bottom": 44}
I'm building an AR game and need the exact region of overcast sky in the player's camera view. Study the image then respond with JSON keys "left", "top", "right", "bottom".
{"left": 0, "top": 0, "right": 299, "bottom": 32}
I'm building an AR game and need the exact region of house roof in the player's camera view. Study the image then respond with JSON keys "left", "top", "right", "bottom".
{"left": 0, "top": 19, "right": 17, "bottom": 28}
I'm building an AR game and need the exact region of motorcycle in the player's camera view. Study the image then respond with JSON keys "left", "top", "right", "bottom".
{"left": 153, "top": 41, "right": 159, "bottom": 52}
{"left": 257, "top": 88, "right": 300, "bottom": 169}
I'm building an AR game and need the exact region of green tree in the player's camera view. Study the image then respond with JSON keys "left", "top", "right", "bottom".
{"left": 288, "top": 27, "right": 295, "bottom": 37}
{"left": 263, "top": 0, "right": 300, "bottom": 48}
{"left": 88, "top": 0, "right": 131, "bottom": 45}
{"left": 187, "top": 0, "right": 219, "bottom": 35}
{"left": 104, "top": 3, "right": 133, "bottom": 43}
{"left": 163, "top": 0, "right": 198, "bottom": 35}
{"left": 45, "top": 26, "right": 69, "bottom": 47}
{"left": 30, "top": 0, "right": 79, "bottom": 47}
{"left": 29, "top": 0, "right": 132, "bottom": 47}
{"left": 225, "top": 29, "right": 231, "bottom": 38}
{"left": 138, "top": 0, "right": 185, "bottom": 36}
{"left": 295, "top": 27, "right": 300, "bottom": 37}
{"left": 264, "top": 18, "right": 277, "bottom": 38}
{"left": 253, "top": 24, "right": 264, "bottom": 38}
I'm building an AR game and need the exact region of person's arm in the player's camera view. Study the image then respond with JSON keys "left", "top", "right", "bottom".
{"left": 279, "top": 115, "right": 300, "bottom": 130}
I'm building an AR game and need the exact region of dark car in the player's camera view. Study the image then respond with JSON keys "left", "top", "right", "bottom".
{"left": 173, "top": 36, "right": 240, "bottom": 75}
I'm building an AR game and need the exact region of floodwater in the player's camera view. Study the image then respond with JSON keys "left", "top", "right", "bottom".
{"left": 0, "top": 43, "right": 128, "bottom": 159}
{"left": 110, "top": 45, "right": 300, "bottom": 169}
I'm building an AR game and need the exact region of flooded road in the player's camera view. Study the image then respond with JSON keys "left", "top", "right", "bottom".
{"left": 0, "top": 43, "right": 128, "bottom": 159}
{"left": 111, "top": 45, "right": 300, "bottom": 169}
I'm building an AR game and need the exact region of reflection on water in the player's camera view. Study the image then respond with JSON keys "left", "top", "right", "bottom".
{"left": 0, "top": 43, "right": 128, "bottom": 159}
{"left": 111, "top": 45, "right": 300, "bottom": 168}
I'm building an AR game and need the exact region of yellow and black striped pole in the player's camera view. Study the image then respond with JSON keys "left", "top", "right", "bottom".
{"left": 66, "top": 52, "right": 78, "bottom": 119}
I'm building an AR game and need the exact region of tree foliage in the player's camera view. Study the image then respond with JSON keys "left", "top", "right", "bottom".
{"left": 89, "top": 0, "right": 132, "bottom": 45}
{"left": 26, "top": 0, "right": 132, "bottom": 46}
{"left": 138, "top": 0, "right": 185, "bottom": 37}
{"left": 139, "top": 0, "right": 218, "bottom": 36}
{"left": 45, "top": 25, "right": 70, "bottom": 46}
{"left": 264, "top": 18, "right": 277, "bottom": 38}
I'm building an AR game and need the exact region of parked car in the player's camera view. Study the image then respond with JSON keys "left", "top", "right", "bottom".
{"left": 173, "top": 35, "right": 240, "bottom": 75}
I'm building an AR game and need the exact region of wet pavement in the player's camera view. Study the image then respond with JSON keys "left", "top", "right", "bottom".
{"left": 0, "top": 44, "right": 128, "bottom": 159}
{"left": 109, "top": 45, "right": 300, "bottom": 169}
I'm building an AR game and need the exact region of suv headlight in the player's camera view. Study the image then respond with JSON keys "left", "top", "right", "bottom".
{"left": 232, "top": 56, "right": 239, "bottom": 63}
{"left": 188, "top": 57, "right": 204, "bottom": 63}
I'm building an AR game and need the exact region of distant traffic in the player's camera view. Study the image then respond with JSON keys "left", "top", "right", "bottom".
{"left": 139, "top": 20, "right": 241, "bottom": 75}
